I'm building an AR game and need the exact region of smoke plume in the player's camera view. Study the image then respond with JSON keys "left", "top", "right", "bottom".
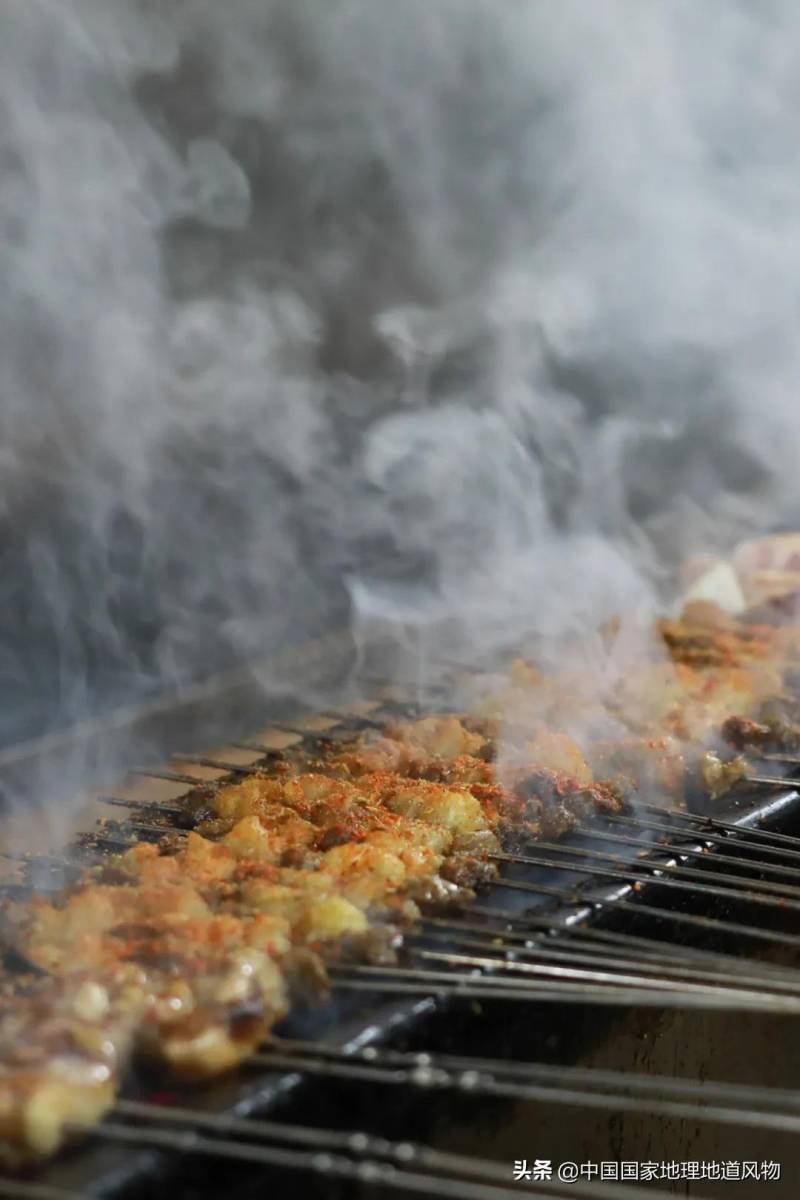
{"left": 1, "top": 0, "right": 799, "bottom": 760}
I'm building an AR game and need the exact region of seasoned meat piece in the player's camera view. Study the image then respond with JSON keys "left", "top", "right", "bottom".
{"left": 512, "top": 769, "right": 628, "bottom": 837}
{"left": 721, "top": 714, "right": 800, "bottom": 754}
{"left": 381, "top": 780, "right": 489, "bottom": 837}
{"left": 698, "top": 752, "right": 749, "bottom": 801}
{"left": 0, "top": 975, "right": 139, "bottom": 1165}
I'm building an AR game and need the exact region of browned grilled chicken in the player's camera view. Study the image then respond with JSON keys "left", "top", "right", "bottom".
{"left": 0, "top": 771, "right": 507, "bottom": 1162}
{"left": 0, "top": 973, "right": 139, "bottom": 1166}
{"left": 187, "top": 771, "right": 501, "bottom": 894}
{"left": 2, "top": 597, "right": 800, "bottom": 1164}
{"left": 0, "top": 858, "right": 293, "bottom": 1161}
{"left": 721, "top": 713, "right": 800, "bottom": 756}
{"left": 697, "top": 752, "right": 749, "bottom": 800}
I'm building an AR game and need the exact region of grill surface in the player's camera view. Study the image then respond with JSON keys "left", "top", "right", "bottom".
{"left": 3, "top": 666, "right": 800, "bottom": 1199}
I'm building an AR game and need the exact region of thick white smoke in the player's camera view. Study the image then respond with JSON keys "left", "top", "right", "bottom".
{"left": 1, "top": 0, "right": 799, "bottom": 757}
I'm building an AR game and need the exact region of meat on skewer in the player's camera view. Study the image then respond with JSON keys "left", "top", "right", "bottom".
{"left": 2, "top": 598, "right": 800, "bottom": 1164}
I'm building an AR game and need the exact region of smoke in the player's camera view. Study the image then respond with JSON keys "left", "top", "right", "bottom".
{"left": 1, "top": 0, "right": 799, "bottom": 755}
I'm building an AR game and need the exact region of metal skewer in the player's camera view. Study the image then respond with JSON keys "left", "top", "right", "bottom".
{"left": 496, "top": 835, "right": 800, "bottom": 893}
{"left": 269, "top": 1036, "right": 800, "bottom": 1115}
{"left": 511, "top": 830, "right": 800, "bottom": 885}
{"left": 253, "top": 1043, "right": 800, "bottom": 1132}
{"left": 129, "top": 767, "right": 203, "bottom": 786}
{"left": 115, "top": 1094, "right": 667, "bottom": 1200}
{"left": 99, "top": 795, "right": 188, "bottom": 820}
{"left": 639, "top": 801, "right": 800, "bottom": 849}
{"left": 466, "top": 896, "right": 800, "bottom": 952}
{"left": 330, "top": 962, "right": 800, "bottom": 1014}
{"left": 414, "top": 914, "right": 760, "bottom": 974}
{"left": 170, "top": 755, "right": 257, "bottom": 774}
{"left": 596, "top": 811, "right": 800, "bottom": 864}
{"left": 409, "top": 924, "right": 800, "bottom": 990}
{"left": 490, "top": 847, "right": 800, "bottom": 909}
{"left": 331, "top": 974, "right": 800, "bottom": 1012}
{"left": 71, "top": 1116, "right": 641, "bottom": 1200}
{"left": 411, "top": 948, "right": 800, "bottom": 1000}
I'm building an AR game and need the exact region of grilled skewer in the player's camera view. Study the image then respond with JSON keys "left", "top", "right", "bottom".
{"left": 3, "top": 597, "right": 800, "bottom": 1166}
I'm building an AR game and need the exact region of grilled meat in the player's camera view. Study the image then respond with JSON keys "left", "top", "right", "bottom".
{"left": 2, "top": 598, "right": 800, "bottom": 1163}
{"left": 697, "top": 751, "right": 749, "bottom": 801}
{"left": 187, "top": 772, "right": 500, "bottom": 895}
{"left": 0, "top": 974, "right": 138, "bottom": 1166}
{"left": 0, "top": 875, "right": 292, "bottom": 1160}
{"left": 0, "top": 768, "right": 511, "bottom": 1161}
{"left": 721, "top": 713, "right": 800, "bottom": 755}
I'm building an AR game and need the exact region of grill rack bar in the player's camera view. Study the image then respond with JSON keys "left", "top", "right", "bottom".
{"left": 748, "top": 773, "right": 800, "bottom": 787}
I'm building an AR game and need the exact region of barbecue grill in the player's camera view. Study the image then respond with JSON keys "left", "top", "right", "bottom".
{"left": 2, "top": 652, "right": 800, "bottom": 1200}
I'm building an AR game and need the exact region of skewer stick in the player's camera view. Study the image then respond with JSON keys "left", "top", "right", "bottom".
{"left": 268, "top": 1037, "right": 800, "bottom": 1114}
{"left": 412, "top": 922, "right": 800, "bottom": 989}
{"left": 129, "top": 767, "right": 202, "bottom": 786}
{"left": 491, "top": 846, "right": 800, "bottom": 902}
{"left": 527, "top": 825, "right": 800, "bottom": 883}
{"left": 72, "top": 1121, "right": 513, "bottom": 1200}
{"left": 638, "top": 802, "right": 800, "bottom": 848}
{"left": 492, "top": 860, "right": 800, "bottom": 914}
{"left": 331, "top": 974, "right": 800, "bottom": 1014}
{"left": 597, "top": 812, "right": 800, "bottom": 863}
{"left": 472, "top": 892, "right": 800, "bottom": 952}
{"left": 170, "top": 755, "right": 255, "bottom": 774}
{"left": 99, "top": 796, "right": 188, "bottom": 819}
